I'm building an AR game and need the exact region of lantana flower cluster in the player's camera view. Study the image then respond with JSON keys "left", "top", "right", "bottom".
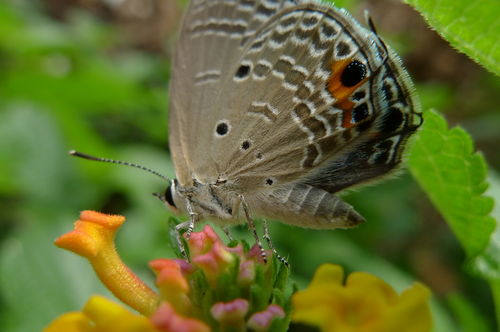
{"left": 45, "top": 211, "right": 432, "bottom": 332}
{"left": 45, "top": 211, "right": 290, "bottom": 332}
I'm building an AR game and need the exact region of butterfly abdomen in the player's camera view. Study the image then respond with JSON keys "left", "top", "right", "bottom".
{"left": 252, "top": 183, "right": 365, "bottom": 229}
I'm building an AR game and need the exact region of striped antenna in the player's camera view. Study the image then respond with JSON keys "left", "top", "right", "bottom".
{"left": 69, "top": 150, "right": 169, "bottom": 181}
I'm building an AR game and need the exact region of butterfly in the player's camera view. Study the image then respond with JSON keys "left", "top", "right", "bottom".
{"left": 72, "top": 0, "right": 421, "bottom": 262}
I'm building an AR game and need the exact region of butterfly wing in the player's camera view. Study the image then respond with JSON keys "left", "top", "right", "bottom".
{"left": 169, "top": 1, "right": 421, "bottom": 228}
{"left": 301, "top": 46, "right": 422, "bottom": 193}
{"left": 204, "top": 3, "right": 420, "bottom": 193}
{"left": 169, "top": 0, "right": 299, "bottom": 186}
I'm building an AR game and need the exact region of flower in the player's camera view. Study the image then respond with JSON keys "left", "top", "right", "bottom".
{"left": 292, "top": 264, "right": 432, "bottom": 332}
{"left": 149, "top": 259, "right": 191, "bottom": 315}
{"left": 44, "top": 295, "right": 157, "bottom": 332}
{"left": 151, "top": 303, "right": 210, "bottom": 332}
{"left": 211, "top": 298, "right": 249, "bottom": 329}
{"left": 47, "top": 211, "right": 290, "bottom": 331}
{"left": 247, "top": 304, "right": 285, "bottom": 331}
{"left": 237, "top": 260, "right": 255, "bottom": 286}
{"left": 191, "top": 241, "right": 235, "bottom": 285}
{"left": 186, "top": 225, "right": 219, "bottom": 257}
{"left": 54, "top": 211, "right": 159, "bottom": 316}
{"left": 47, "top": 211, "right": 432, "bottom": 332}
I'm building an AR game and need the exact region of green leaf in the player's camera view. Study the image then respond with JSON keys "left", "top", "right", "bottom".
{"left": 447, "top": 293, "right": 492, "bottom": 332}
{"left": 323, "top": 0, "right": 358, "bottom": 10}
{"left": 484, "top": 173, "right": 500, "bottom": 327}
{"left": 408, "top": 110, "right": 498, "bottom": 278}
{"left": 491, "top": 280, "right": 500, "bottom": 329}
{"left": 404, "top": 0, "right": 500, "bottom": 75}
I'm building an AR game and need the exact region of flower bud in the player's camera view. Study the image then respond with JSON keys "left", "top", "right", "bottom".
{"left": 211, "top": 298, "right": 249, "bottom": 328}
{"left": 247, "top": 304, "right": 285, "bottom": 331}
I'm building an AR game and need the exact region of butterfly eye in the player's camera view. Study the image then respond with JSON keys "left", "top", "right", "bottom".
{"left": 341, "top": 60, "right": 367, "bottom": 87}
{"left": 164, "top": 184, "right": 176, "bottom": 208}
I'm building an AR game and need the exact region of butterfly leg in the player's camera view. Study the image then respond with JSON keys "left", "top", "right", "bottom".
{"left": 263, "top": 219, "right": 289, "bottom": 267}
{"left": 239, "top": 194, "right": 267, "bottom": 263}
{"left": 222, "top": 226, "right": 234, "bottom": 242}
{"left": 174, "top": 220, "right": 191, "bottom": 260}
{"left": 185, "top": 199, "right": 198, "bottom": 240}
{"left": 174, "top": 200, "right": 199, "bottom": 260}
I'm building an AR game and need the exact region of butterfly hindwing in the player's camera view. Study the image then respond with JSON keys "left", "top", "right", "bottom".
{"left": 301, "top": 46, "right": 422, "bottom": 193}
{"left": 206, "top": 3, "right": 416, "bottom": 192}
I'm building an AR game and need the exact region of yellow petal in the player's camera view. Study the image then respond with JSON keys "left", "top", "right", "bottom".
{"left": 44, "top": 312, "right": 92, "bottom": 332}
{"left": 83, "top": 295, "right": 158, "bottom": 332}
{"left": 310, "top": 264, "right": 344, "bottom": 287}
{"left": 346, "top": 272, "right": 398, "bottom": 304}
{"left": 376, "top": 283, "right": 432, "bottom": 332}
{"left": 45, "top": 296, "right": 159, "bottom": 332}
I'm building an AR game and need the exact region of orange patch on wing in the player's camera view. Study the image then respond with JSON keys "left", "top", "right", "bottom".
{"left": 327, "top": 58, "right": 369, "bottom": 129}
{"left": 327, "top": 58, "right": 351, "bottom": 94}
{"left": 342, "top": 109, "right": 353, "bottom": 128}
{"left": 335, "top": 99, "right": 355, "bottom": 112}
{"left": 328, "top": 59, "right": 368, "bottom": 103}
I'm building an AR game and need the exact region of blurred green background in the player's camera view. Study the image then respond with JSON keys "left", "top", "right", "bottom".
{"left": 0, "top": 0, "right": 498, "bottom": 331}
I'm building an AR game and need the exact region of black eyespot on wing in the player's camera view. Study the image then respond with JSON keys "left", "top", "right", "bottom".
{"left": 352, "top": 91, "right": 366, "bottom": 101}
{"left": 164, "top": 185, "right": 176, "bottom": 208}
{"left": 216, "top": 122, "right": 229, "bottom": 136}
{"left": 380, "top": 107, "right": 404, "bottom": 133}
{"left": 235, "top": 64, "right": 250, "bottom": 79}
{"left": 341, "top": 60, "right": 366, "bottom": 87}
{"left": 242, "top": 140, "right": 251, "bottom": 150}
{"left": 266, "top": 178, "right": 274, "bottom": 185}
{"left": 352, "top": 103, "right": 369, "bottom": 123}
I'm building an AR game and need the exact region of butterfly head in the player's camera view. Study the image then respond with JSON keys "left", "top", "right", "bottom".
{"left": 159, "top": 177, "right": 238, "bottom": 222}
{"left": 160, "top": 179, "right": 184, "bottom": 213}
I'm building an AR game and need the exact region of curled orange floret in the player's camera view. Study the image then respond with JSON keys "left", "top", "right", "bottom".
{"left": 55, "top": 211, "right": 160, "bottom": 316}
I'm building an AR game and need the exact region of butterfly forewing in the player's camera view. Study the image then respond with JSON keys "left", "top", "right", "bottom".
{"left": 169, "top": 0, "right": 299, "bottom": 186}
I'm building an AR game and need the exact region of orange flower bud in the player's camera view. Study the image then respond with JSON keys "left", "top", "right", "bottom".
{"left": 150, "top": 259, "right": 192, "bottom": 314}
